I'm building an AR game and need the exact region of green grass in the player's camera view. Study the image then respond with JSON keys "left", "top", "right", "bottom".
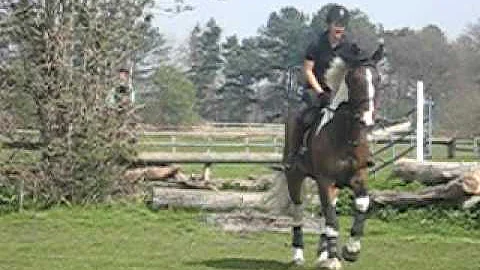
{"left": 0, "top": 204, "right": 479, "bottom": 270}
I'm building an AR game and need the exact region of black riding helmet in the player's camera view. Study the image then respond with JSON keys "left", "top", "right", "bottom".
{"left": 326, "top": 5, "right": 350, "bottom": 27}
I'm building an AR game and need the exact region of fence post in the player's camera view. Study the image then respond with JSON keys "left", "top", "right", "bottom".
{"left": 207, "top": 136, "right": 212, "bottom": 154}
{"left": 17, "top": 178, "right": 24, "bottom": 212}
{"left": 171, "top": 135, "right": 176, "bottom": 153}
{"left": 245, "top": 136, "right": 250, "bottom": 155}
{"left": 447, "top": 137, "right": 456, "bottom": 159}
{"left": 475, "top": 137, "right": 480, "bottom": 158}
{"left": 273, "top": 136, "right": 278, "bottom": 154}
{"left": 424, "top": 96, "right": 434, "bottom": 159}
{"left": 202, "top": 163, "right": 212, "bottom": 181}
{"left": 416, "top": 81, "right": 424, "bottom": 162}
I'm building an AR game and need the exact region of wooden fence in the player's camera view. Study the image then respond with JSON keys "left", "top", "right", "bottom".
{"left": 2, "top": 129, "right": 479, "bottom": 164}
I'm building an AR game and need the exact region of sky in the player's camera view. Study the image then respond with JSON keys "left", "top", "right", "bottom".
{"left": 152, "top": 0, "right": 480, "bottom": 46}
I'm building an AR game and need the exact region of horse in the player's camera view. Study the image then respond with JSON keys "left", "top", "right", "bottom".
{"left": 281, "top": 44, "right": 383, "bottom": 269}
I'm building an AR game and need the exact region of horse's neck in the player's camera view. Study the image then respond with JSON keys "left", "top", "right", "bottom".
{"left": 326, "top": 107, "right": 353, "bottom": 146}
{"left": 324, "top": 57, "right": 348, "bottom": 93}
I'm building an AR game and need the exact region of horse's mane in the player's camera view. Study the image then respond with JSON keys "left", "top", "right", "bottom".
{"left": 316, "top": 57, "right": 349, "bottom": 134}
{"left": 324, "top": 57, "right": 348, "bottom": 93}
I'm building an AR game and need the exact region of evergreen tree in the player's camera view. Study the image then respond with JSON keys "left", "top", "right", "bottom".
{"left": 187, "top": 18, "right": 222, "bottom": 120}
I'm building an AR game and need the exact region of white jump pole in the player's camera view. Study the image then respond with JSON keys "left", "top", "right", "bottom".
{"left": 416, "top": 81, "right": 424, "bottom": 162}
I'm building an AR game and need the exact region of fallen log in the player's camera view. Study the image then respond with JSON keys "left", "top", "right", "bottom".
{"left": 125, "top": 165, "right": 218, "bottom": 190}
{"left": 148, "top": 187, "right": 265, "bottom": 211}
{"left": 393, "top": 159, "right": 480, "bottom": 185}
{"left": 216, "top": 174, "right": 274, "bottom": 192}
{"left": 372, "top": 170, "right": 480, "bottom": 209}
{"left": 124, "top": 165, "right": 181, "bottom": 182}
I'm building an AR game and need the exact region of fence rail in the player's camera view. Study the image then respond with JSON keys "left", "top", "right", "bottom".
{"left": 135, "top": 152, "right": 283, "bottom": 165}
{"left": 2, "top": 130, "right": 480, "bottom": 165}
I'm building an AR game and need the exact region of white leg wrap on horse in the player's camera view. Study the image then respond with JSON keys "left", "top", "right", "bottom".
{"left": 346, "top": 237, "right": 361, "bottom": 253}
{"left": 331, "top": 197, "right": 338, "bottom": 207}
{"left": 325, "top": 226, "right": 339, "bottom": 237}
{"left": 291, "top": 204, "right": 304, "bottom": 226}
{"left": 293, "top": 248, "right": 305, "bottom": 265}
{"left": 317, "top": 250, "right": 329, "bottom": 264}
{"left": 355, "top": 196, "right": 370, "bottom": 213}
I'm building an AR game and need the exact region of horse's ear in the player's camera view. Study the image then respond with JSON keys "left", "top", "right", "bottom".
{"left": 371, "top": 38, "right": 385, "bottom": 64}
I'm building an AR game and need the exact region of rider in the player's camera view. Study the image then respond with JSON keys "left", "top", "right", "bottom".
{"left": 108, "top": 67, "right": 132, "bottom": 108}
{"left": 285, "top": 4, "right": 354, "bottom": 168}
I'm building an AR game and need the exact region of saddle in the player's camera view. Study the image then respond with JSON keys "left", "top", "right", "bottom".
{"left": 299, "top": 108, "right": 325, "bottom": 155}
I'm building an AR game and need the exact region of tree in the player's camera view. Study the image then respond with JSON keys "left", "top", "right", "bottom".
{"left": 255, "top": 7, "right": 310, "bottom": 121}
{"left": 443, "top": 19, "right": 480, "bottom": 136}
{"left": 0, "top": 0, "right": 161, "bottom": 205}
{"left": 187, "top": 18, "right": 223, "bottom": 121}
{"left": 141, "top": 66, "right": 198, "bottom": 126}
{"left": 220, "top": 36, "right": 267, "bottom": 122}
{"left": 132, "top": 14, "right": 171, "bottom": 104}
{"left": 383, "top": 26, "right": 456, "bottom": 125}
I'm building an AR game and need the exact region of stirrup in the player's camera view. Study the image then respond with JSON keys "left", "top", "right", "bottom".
{"left": 367, "top": 157, "right": 375, "bottom": 167}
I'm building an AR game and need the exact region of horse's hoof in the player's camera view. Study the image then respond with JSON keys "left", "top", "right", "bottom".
{"left": 315, "top": 250, "right": 329, "bottom": 265}
{"left": 292, "top": 258, "right": 305, "bottom": 267}
{"left": 341, "top": 238, "right": 361, "bottom": 262}
{"left": 292, "top": 248, "right": 305, "bottom": 266}
{"left": 341, "top": 246, "right": 360, "bottom": 262}
{"left": 317, "top": 257, "right": 342, "bottom": 270}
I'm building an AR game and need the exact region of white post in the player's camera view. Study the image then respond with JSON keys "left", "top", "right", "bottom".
{"left": 129, "top": 65, "right": 135, "bottom": 104}
{"left": 416, "top": 81, "right": 424, "bottom": 162}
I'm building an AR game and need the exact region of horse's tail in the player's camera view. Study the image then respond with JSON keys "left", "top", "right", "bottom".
{"left": 262, "top": 171, "right": 292, "bottom": 215}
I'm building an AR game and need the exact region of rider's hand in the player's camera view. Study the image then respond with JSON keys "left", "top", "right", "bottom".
{"left": 316, "top": 90, "right": 330, "bottom": 99}
{"left": 317, "top": 90, "right": 331, "bottom": 107}
{"left": 315, "top": 87, "right": 324, "bottom": 96}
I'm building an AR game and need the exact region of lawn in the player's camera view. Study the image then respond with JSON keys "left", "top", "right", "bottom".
{"left": 1, "top": 204, "right": 479, "bottom": 270}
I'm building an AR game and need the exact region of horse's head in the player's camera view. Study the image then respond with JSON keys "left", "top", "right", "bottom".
{"left": 345, "top": 63, "right": 380, "bottom": 127}
{"left": 328, "top": 41, "right": 383, "bottom": 127}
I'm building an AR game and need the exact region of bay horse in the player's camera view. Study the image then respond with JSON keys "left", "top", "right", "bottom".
{"left": 282, "top": 45, "right": 383, "bottom": 269}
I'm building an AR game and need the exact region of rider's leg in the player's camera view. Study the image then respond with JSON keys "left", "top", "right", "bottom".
{"left": 285, "top": 109, "right": 307, "bottom": 169}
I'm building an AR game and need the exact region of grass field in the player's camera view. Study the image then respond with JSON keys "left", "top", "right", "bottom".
{"left": 1, "top": 132, "right": 479, "bottom": 269}
{"left": 0, "top": 204, "right": 479, "bottom": 270}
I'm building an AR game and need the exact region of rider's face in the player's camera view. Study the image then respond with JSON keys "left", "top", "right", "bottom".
{"left": 328, "top": 23, "right": 345, "bottom": 43}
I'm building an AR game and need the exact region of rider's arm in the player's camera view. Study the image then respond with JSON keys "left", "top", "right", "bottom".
{"left": 303, "top": 59, "right": 324, "bottom": 95}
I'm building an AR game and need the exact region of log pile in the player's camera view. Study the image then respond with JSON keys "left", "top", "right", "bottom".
{"left": 392, "top": 158, "right": 480, "bottom": 185}
{"left": 148, "top": 188, "right": 264, "bottom": 211}
{"left": 126, "top": 165, "right": 273, "bottom": 211}
{"left": 372, "top": 159, "right": 480, "bottom": 209}
{"left": 136, "top": 159, "right": 480, "bottom": 213}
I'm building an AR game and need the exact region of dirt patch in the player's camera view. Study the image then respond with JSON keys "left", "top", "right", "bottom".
{"left": 206, "top": 209, "right": 322, "bottom": 234}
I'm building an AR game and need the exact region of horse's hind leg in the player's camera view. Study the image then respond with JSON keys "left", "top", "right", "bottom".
{"left": 286, "top": 169, "right": 306, "bottom": 265}
{"left": 316, "top": 181, "right": 342, "bottom": 270}
{"left": 342, "top": 169, "right": 370, "bottom": 262}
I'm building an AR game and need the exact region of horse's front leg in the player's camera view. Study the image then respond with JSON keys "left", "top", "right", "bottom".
{"left": 316, "top": 182, "right": 342, "bottom": 270}
{"left": 343, "top": 169, "right": 370, "bottom": 262}
{"left": 286, "top": 169, "right": 306, "bottom": 265}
